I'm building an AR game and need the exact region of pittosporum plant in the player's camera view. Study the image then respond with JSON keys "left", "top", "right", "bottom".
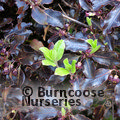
{"left": 0, "top": 0, "right": 120, "bottom": 119}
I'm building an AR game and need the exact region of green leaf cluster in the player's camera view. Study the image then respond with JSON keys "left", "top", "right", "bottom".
{"left": 55, "top": 58, "right": 77, "bottom": 76}
{"left": 39, "top": 40, "right": 77, "bottom": 76}
{"left": 87, "top": 39, "right": 101, "bottom": 54}
{"left": 39, "top": 40, "right": 65, "bottom": 67}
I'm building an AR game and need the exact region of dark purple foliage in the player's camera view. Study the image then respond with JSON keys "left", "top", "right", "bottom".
{"left": 0, "top": 0, "right": 120, "bottom": 119}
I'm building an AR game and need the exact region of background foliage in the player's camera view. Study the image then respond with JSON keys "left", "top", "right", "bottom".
{"left": 0, "top": 0, "right": 120, "bottom": 119}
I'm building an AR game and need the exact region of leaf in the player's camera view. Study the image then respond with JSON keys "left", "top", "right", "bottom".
{"left": 87, "top": 39, "right": 101, "bottom": 54}
{"left": 45, "top": 9, "right": 64, "bottom": 28}
{"left": 38, "top": 66, "right": 53, "bottom": 80}
{"left": 115, "top": 82, "right": 120, "bottom": 104}
{"left": 64, "top": 38, "right": 89, "bottom": 52}
{"left": 87, "top": 39, "right": 94, "bottom": 48}
{"left": 55, "top": 67, "right": 69, "bottom": 76}
{"left": 104, "top": 34, "right": 113, "bottom": 51}
{"left": 31, "top": 6, "right": 47, "bottom": 25}
{"left": 41, "top": 0, "right": 53, "bottom": 4}
{"left": 90, "top": 45, "right": 101, "bottom": 54}
{"left": 61, "top": 107, "right": 66, "bottom": 116}
{"left": 64, "top": 102, "right": 71, "bottom": 110}
{"left": 58, "top": 53, "right": 79, "bottom": 68}
{"left": 25, "top": 107, "right": 58, "bottom": 120}
{"left": 51, "top": 49, "right": 57, "bottom": 61}
{"left": 91, "top": 0, "right": 112, "bottom": 11}
{"left": 93, "top": 39, "right": 98, "bottom": 48}
{"left": 72, "top": 114, "right": 91, "bottom": 120}
{"left": 87, "top": 39, "right": 98, "bottom": 48}
{"left": 75, "top": 31, "right": 88, "bottom": 40}
{"left": 79, "top": 0, "right": 92, "bottom": 11}
{"left": 0, "top": 0, "right": 14, "bottom": 6}
{"left": 0, "top": 5, "right": 4, "bottom": 11}
{"left": 63, "top": 58, "right": 72, "bottom": 71}
{"left": 10, "top": 35, "right": 26, "bottom": 53}
{"left": 53, "top": 40, "right": 65, "bottom": 61}
{"left": 82, "top": 68, "right": 112, "bottom": 89}
{"left": 48, "top": 75, "right": 66, "bottom": 85}
{"left": 30, "top": 39, "right": 44, "bottom": 51}
{"left": 42, "top": 59, "right": 56, "bottom": 67}
{"left": 18, "top": 46, "right": 40, "bottom": 65}
{"left": 0, "top": 18, "right": 12, "bottom": 28}
{"left": 40, "top": 40, "right": 65, "bottom": 67}
{"left": 93, "top": 69, "right": 112, "bottom": 87}
{"left": 86, "top": 17, "right": 92, "bottom": 26}
{"left": 39, "top": 47, "right": 53, "bottom": 61}
{"left": 92, "top": 51, "right": 120, "bottom": 66}
{"left": 102, "top": 4, "right": 120, "bottom": 35}
{"left": 15, "top": 0, "right": 28, "bottom": 12}
{"left": 71, "top": 60, "right": 77, "bottom": 73}
{"left": 83, "top": 58, "right": 95, "bottom": 79}
{"left": 32, "top": 6, "right": 64, "bottom": 28}
{"left": 7, "top": 22, "right": 32, "bottom": 37}
{"left": 15, "top": 0, "right": 29, "bottom": 27}
{"left": 73, "top": 79, "right": 93, "bottom": 108}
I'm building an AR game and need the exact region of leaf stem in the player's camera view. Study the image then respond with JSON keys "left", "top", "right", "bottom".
{"left": 62, "top": 14, "right": 89, "bottom": 28}
{"left": 56, "top": 62, "right": 59, "bottom": 68}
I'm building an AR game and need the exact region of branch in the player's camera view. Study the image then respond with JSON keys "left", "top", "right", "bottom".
{"left": 62, "top": 14, "right": 89, "bottom": 28}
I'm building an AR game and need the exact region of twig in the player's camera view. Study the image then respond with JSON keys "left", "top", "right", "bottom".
{"left": 61, "top": 0, "right": 76, "bottom": 9}
{"left": 62, "top": 14, "right": 89, "bottom": 28}
{"left": 58, "top": 4, "right": 67, "bottom": 16}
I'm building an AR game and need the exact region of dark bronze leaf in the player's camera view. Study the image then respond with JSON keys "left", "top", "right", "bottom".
{"left": 92, "top": 51, "right": 120, "bottom": 66}
{"left": 102, "top": 4, "right": 120, "bottom": 35}
{"left": 79, "top": 0, "right": 92, "bottom": 11}
{"left": 81, "top": 68, "right": 112, "bottom": 89}
{"left": 83, "top": 58, "right": 95, "bottom": 79}
{"left": 41, "top": 0, "right": 53, "bottom": 4}
{"left": 32, "top": 6, "right": 64, "bottom": 28}
{"left": 63, "top": 38, "right": 89, "bottom": 52}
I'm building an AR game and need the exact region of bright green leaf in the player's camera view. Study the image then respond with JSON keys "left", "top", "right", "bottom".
{"left": 55, "top": 67, "right": 69, "bottom": 76}
{"left": 90, "top": 31, "right": 93, "bottom": 34}
{"left": 55, "top": 27, "right": 60, "bottom": 30}
{"left": 87, "top": 39, "right": 97, "bottom": 48}
{"left": 42, "top": 59, "right": 56, "bottom": 67}
{"left": 51, "top": 49, "right": 57, "bottom": 62}
{"left": 79, "top": 51, "right": 82, "bottom": 54}
{"left": 71, "top": 60, "right": 77, "bottom": 73}
{"left": 87, "top": 39, "right": 101, "bottom": 54}
{"left": 90, "top": 45, "right": 101, "bottom": 54}
{"left": 63, "top": 58, "right": 72, "bottom": 71}
{"left": 86, "top": 17, "right": 92, "bottom": 26}
{"left": 87, "top": 39, "right": 94, "bottom": 48}
{"left": 93, "top": 39, "right": 98, "bottom": 48}
{"left": 61, "top": 107, "right": 66, "bottom": 116}
{"left": 104, "top": 42, "right": 108, "bottom": 45}
{"left": 64, "top": 102, "right": 71, "bottom": 110}
{"left": 53, "top": 40, "right": 65, "bottom": 61}
{"left": 39, "top": 47, "right": 53, "bottom": 61}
